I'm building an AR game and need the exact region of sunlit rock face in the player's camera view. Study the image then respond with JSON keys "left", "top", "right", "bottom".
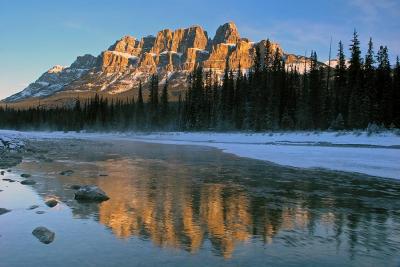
{"left": 213, "top": 22, "right": 240, "bottom": 45}
{"left": 4, "top": 21, "right": 325, "bottom": 104}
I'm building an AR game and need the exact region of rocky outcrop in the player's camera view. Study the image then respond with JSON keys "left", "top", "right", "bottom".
{"left": 151, "top": 26, "right": 208, "bottom": 54}
{"left": 0, "top": 136, "right": 25, "bottom": 168}
{"left": 228, "top": 40, "right": 254, "bottom": 70}
{"left": 213, "top": 22, "right": 240, "bottom": 45}
{"left": 139, "top": 52, "right": 157, "bottom": 72}
{"left": 203, "top": 43, "right": 232, "bottom": 70}
{"left": 101, "top": 51, "right": 131, "bottom": 73}
{"left": 109, "top": 36, "right": 141, "bottom": 56}
{"left": 70, "top": 54, "right": 97, "bottom": 69}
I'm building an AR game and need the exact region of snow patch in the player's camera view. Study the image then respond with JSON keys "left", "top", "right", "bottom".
{"left": 110, "top": 51, "right": 139, "bottom": 59}
{"left": 0, "top": 130, "right": 399, "bottom": 180}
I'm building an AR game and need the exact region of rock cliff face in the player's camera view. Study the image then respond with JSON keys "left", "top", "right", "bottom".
{"left": 4, "top": 22, "right": 325, "bottom": 104}
{"left": 213, "top": 22, "right": 240, "bottom": 45}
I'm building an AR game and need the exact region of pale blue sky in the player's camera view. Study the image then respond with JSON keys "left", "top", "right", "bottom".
{"left": 1, "top": 0, "right": 399, "bottom": 99}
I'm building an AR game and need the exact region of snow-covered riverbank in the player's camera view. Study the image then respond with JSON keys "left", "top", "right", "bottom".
{"left": 1, "top": 130, "right": 399, "bottom": 179}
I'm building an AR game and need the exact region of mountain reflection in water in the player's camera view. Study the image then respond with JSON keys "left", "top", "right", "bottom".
{"left": 97, "top": 158, "right": 252, "bottom": 258}
{"left": 17, "top": 140, "right": 400, "bottom": 263}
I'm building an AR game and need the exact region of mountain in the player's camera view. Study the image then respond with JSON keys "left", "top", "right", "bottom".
{"left": 2, "top": 22, "right": 324, "bottom": 106}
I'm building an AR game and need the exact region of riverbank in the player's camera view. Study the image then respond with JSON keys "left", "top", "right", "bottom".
{"left": 1, "top": 129, "right": 399, "bottom": 179}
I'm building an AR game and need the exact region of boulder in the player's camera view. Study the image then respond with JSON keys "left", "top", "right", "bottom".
{"left": 20, "top": 173, "right": 31, "bottom": 178}
{"left": 60, "top": 170, "right": 74, "bottom": 176}
{"left": 74, "top": 185, "right": 109, "bottom": 202}
{"left": 70, "top": 184, "right": 81, "bottom": 190}
{"left": 0, "top": 208, "right": 11, "bottom": 215}
{"left": 32, "top": 227, "right": 55, "bottom": 244}
{"left": 21, "top": 179, "right": 36, "bottom": 185}
{"left": 45, "top": 199, "right": 58, "bottom": 208}
{"left": 27, "top": 205, "right": 39, "bottom": 210}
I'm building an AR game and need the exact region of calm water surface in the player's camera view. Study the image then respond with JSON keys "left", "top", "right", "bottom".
{"left": 0, "top": 139, "right": 400, "bottom": 267}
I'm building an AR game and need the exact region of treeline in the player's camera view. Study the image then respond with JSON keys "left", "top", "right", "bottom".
{"left": 0, "top": 31, "right": 399, "bottom": 132}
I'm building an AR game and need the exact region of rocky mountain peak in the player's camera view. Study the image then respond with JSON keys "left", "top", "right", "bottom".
{"left": 3, "top": 21, "right": 324, "bottom": 104}
{"left": 213, "top": 22, "right": 240, "bottom": 45}
{"left": 70, "top": 54, "right": 98, "bottom": 69}
{"left": 47, "top": 65, "right": 65, "bottom": 73}
{"left": 108, "top": 35, "right": 141, "bottom": 56}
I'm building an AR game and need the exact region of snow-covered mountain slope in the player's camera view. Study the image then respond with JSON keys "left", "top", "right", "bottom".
{"left": 3, "top": 22, "right": 326, "bottom": 105}
{"left": 4, "top": 55, "right": 97, "bottom": 102}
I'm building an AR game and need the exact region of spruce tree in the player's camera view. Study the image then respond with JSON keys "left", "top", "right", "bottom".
{"left": 136, "top": 81, "right": 145, "bottom": 129}
{"left": 393, "top": 56, "right": 400, "bottom": 127}
{"left": 334, "top": 41, "right": 347, "bottom": 122}
{"left": 364, "top": 38, "right": 376, "bottom": 124}
{"left": 160, "top": 78, "right": 169, "bottom": 128}
{"left": 309, "top": 51, "right": 323, "bottom": 129}
{"left": 376, "top": 46, "right": 392, "bottom": 126}
{"left": 348, "top": 30, "right": 363, "bottom": 128}
{"left": 149, "top": 74, "right": 159, "bottom": 128}
{"left": 234, "top": 65, "right": 244, "bottom": 129}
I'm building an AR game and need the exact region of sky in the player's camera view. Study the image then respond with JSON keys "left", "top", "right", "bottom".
{"left": 0, "top": 0, "right": 399, "bottom": 100}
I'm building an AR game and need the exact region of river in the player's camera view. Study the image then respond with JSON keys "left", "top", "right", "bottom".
{"left": 1, "top": 138, "right": 399, "bottom": 266}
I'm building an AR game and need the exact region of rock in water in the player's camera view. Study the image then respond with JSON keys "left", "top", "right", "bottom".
{"left": 27, "top": 205, "right": 39, "bottom": 210}
{"left": 21, "top": 179, "right": 36, "bottom": 185}
{"left": 32, "top": 227, "right": 55, "bottom": 244}
{"left": 0, "top": 208, "right": 11, "bottom": 215}
{"left": 74, "top": 185, "right": 109, "bottom": 202}
{"left": 20, "top": 173, "right": 31, "bottom": 178}
{"left": 60, "top": 170, "right": 74, "bottom": 176}
{"left": 45, "top": 199, "right": 58, "bottom": 208}
{"left": 35, "top": 211, "right": 45, "bottom": 214}
{"left": 0, "top": 171, "right": 4, "bottom": 175}
{"left": 70, "top": 184, "right": 81, "bottom": 190}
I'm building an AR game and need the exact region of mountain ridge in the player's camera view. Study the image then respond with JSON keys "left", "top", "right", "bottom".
{"left": 3, "top": 22, "right": 324, "bottom": 106}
